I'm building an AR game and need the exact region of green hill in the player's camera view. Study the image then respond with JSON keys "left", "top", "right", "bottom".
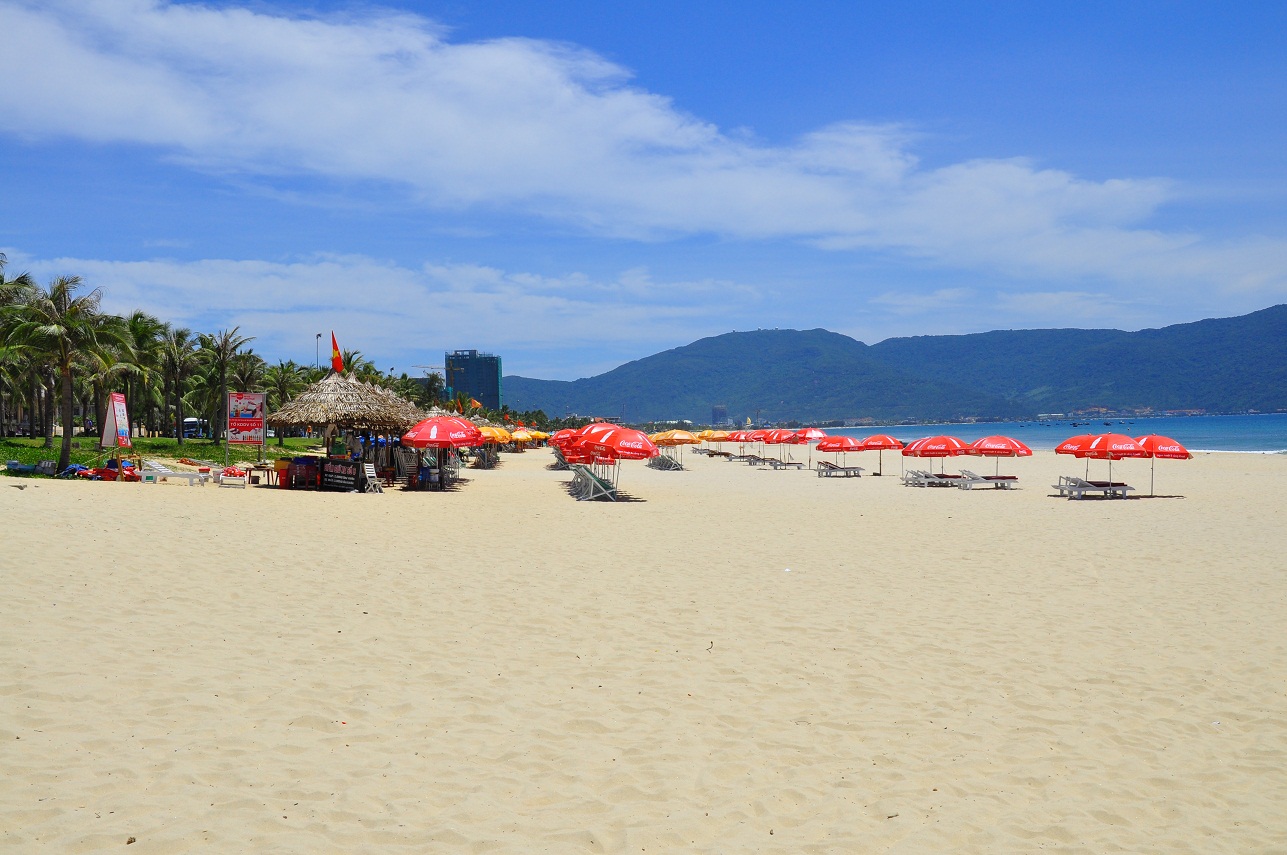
{"left": 503, "top": 304, "right": 1287, "bottom": 423}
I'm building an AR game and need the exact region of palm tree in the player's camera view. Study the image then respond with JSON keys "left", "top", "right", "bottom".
{"left": 9, "top": 276, "right": 123, "bottom": 471}
{"left": 0, "top": 253, "right": 36, "bottom": 437}
{"left": 122, "top": 310, "right": 168, "bottom": 437}
{"left": 263, "top": 360, "right": 305, "bottom": 446}
{"left": 230, "top": 349, "right": 267, "bottom": 392}
{"left": 161, "top": 328, "right": 199, "bottom": 445}
{"left": 197, "top": 327, "right": 253, "bottom": 445}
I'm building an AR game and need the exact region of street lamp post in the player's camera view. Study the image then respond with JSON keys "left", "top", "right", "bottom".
{"left": 315, "top": 333, "right": 321, "bottom": 369}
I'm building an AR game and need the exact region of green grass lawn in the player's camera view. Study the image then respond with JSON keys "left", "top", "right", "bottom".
{"left": 2, "top": 436, "right": 326, "bottom": 473}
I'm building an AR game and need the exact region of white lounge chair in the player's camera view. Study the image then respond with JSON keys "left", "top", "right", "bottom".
{"left": 140, "top": 459, "right": 210, "bottom": 486}
{"left": 959, "top": 470, "right": 1018, "bottom": 490}
{"left": 1053, "top": 475, "right": 1134, "bottom": 499}
{"left": 362, "top": 463, "right": 383, "bottom": 493}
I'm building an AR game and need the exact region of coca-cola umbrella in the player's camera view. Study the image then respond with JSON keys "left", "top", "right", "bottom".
{"left": 859, "top": 434, "right": 904, "bottom": 476}
{"left": 902, "top": 435, "right": 969, "bottom": 475}
{"left": 815, "top": 434, "right": 863, "bottom": 467}
{"left": 1055, "top": 433, "right": 1094, "bottom": 478}
{"left": 966, "top": 435, "right": 1033, "bottom": 476}
{"left": 573, "top": 426, "right": 659, "bottom": 493}
{"left": 763, "top": 428, "right": 804, "bottom": 463}
{"left": 1134, "top": 434, "right": 1192, "bottom": 496}
{"left": 402, "top": 416, "right": 483, "bottom": 448}
{"left": 1062, "top": 433, "right": 1150, "bottom": 491}
{"left": 793, "top": 427, "right": 827, "bottom": 467}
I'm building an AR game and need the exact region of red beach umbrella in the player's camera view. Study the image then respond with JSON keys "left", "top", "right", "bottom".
{"left": 793, "top": 427, "right": 827, "bottom": 465}
{"left": 967, "top": 435, "right": 1033, "bottom": 476}
{"left": 1134, "top": 434, "right": 1192, "bottom": 496}
{"left": 815, "top": 435, "right": 863, "bottom": 466}
{"left": 577, "top": 427, "right": 659, "bottom": 461}
{"left": 402, "top": 416, "right": 483, "bottom": 448}
{"left": 1055, "top": 433, "right": 1094, "bottom": 477}
{"left": 815, "top": 436, "right": 863, "bottom": 453}
{"left": 902, "top": 435, "right": 968, "bottom": 472}
{"left": 1062, "top": 433, "right": 1150, "bottom": 488}
{"left": 859, "top": 434, "right": 904, "bottom": 475}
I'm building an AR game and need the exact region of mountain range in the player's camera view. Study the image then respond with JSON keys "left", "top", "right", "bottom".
{"left": 502, "top": 304, "right": 1287, "bottom": 423}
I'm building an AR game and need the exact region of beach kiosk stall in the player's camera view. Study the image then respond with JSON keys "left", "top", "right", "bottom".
{"left": 267, "top": 373, "right": 419, "bottom": 491}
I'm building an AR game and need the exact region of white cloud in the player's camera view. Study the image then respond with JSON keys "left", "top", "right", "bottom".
{"left": 4, "top": 0, "right": 1284, "bottom": 300}
{"left": 6, "top": 249, "right": 742, "bottom": 378}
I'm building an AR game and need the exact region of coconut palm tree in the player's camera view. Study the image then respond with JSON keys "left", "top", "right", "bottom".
{"left": 161, "top": 327, "right": 199, "bottom": 445}
{"left": 8, "top": 276, "right": 124, "bottom": 471}
{"left": 230, "top": 349, "right": 267, "bottom": 393}
{"left": 197, "top": 327, "right": 253, "bottom": 445}
{"left": 121, "top": 311, "right": 169, "bottom": 437}
{"left": 263, "top": 360, "right": 305, "bottom": 446}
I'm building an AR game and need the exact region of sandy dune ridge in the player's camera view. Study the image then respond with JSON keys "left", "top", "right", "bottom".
{"left": 3, "top": 449, "right": 1285, "bottom": 852}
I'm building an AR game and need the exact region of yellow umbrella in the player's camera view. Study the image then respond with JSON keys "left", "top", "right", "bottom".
{"left": 477, "top": 425, "right": 512, "bottom": 443}
{"left": 655, "top": 429, "right": 700, "bottom": 446}
{"left": 511, "top": 429, "right": 533, "bottom": 443}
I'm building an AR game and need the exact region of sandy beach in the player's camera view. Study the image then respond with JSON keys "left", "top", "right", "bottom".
{"left": 3, "top": 448, "right": 1285, "bottom": 853}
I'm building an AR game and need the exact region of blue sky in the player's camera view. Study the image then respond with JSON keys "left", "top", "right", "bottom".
{"left": 3, "top": 1, "right": 1286, "bottom": 379}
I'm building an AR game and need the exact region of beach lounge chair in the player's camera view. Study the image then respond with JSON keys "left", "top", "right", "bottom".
{"left": 34, "top": 460, "right": 57, "bottom": 476}
{"left": 5, "top": 460, "right": 36, "bottom": 476}
{"left": 816, "top": 461, "right": 864, "bottom": 478}
{"left": 1052, "top": 475, "right": 1135, "bottom": 499}
{"left": 139, "top": 459, "right": 209, "bottom": 486}
{"left": 569, "top": 463, "right": 617, "bottom": 501}
{"left": 958, "top": 470, "right": 1018, "bottom": 490}
{"left": 769, "top": 458, "right": 805, "bottom": 470}
{"left": 647, "top": 454, "right": 684, "bottom": 471}
{"left": 362, "top": 463, "right": 383, "bottom": 493}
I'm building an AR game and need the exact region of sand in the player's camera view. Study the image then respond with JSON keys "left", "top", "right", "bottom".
{"left": 3, "top": 447, "right": 1286, "bottom": 853}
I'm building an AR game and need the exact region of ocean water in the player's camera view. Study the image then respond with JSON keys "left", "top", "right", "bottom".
{"left": 827, "top": 413, "right": 1287, "bottom": 453}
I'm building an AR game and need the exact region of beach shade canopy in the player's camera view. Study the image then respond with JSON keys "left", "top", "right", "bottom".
{"left": 477, "top": 425, "right": 512, "bottom": 444}
{"left": 902, "top": 435, "right": 969, "bottom": 457}
{"left": 794, "top": 427, "right": 828, "bottom": 443}
{"left": 653, "top": 429, "right": 701, "bottom": 447}
{"left": 1055, "top": 434, "right": 1093, "bottom": 455}
{"left": 575, "top": 426, "right": 660, "bottom": 460}
{"left": 402, "top": 416, "right": 483, "bottom": 448}
{"left": 267, "top": 372, "right": 420, "bottom": 432}
{"left": 1067, "top": 433, "right": 1150, "bottom": 460}
{"left": 1059, "top": 432, "right": 1150, "bottom": 488}
{"left": 764, "top": 428, "right": 804, "bottom": 444}
{"left": 550, "top": 428, "right": 578, "bottom": 447}
{"left": 858, "top": 434, "right": 904, "bottom": 475}
{"left": 1134, "top": 435, "right": 1192, "bottom": 460}
{"left": 510, "top": 429, "right": 533, "bottom": 443}
{"left": 1134, "top": 434, "right": 1193, "bottom": 496}
{"left": 747, "top": 429, "right": 770, "bottom": 442}
{"left": 967, "top": 435, "right": 1033, "bottom": 457}
{"left": 815, "top": 436, "right": 863, "bottom": 453}
{"left": 966, "top": 434, "right": 1032, "bottom": 476}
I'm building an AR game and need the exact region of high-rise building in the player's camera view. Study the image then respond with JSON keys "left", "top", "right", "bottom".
{"left": 444, "top": 349, "right": 502, "bottom": 409}
{"left": 711, "top": 404, "right": 728, "bottom": 426}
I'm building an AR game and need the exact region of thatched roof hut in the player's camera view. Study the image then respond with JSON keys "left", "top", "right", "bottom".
{"left": 268, "top": 373, "right": 418, "bottom": 432}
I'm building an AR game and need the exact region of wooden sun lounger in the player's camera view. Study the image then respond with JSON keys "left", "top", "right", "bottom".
{"left": 958, "top": 470, "right": 1019, "bottom": 490}
{"left": 1053, "top": 475, "right": 1135, "bottom": 499}
{"left": 707, "top": 450, "right": 733, "bottom": 459}
{"left": 769, "top": 459, "right": 805, "bottom": 470}
{"left": 816, "top": 461, "right": 864, "bottom": 477}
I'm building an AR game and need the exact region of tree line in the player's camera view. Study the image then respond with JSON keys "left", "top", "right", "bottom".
{"left": 1, "top": 256, "right": 551, "bottom": 471}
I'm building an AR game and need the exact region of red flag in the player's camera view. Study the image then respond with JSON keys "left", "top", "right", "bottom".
{"left": 330, "top": 332, "right": 343, "bottom": 372}
{"left": 469, "top": 398, "right": 482, "bottom": 409}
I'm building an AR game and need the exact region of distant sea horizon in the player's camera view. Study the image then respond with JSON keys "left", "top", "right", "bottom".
{"left": 827, "top": 413, "right": 1287, "bottom": 453}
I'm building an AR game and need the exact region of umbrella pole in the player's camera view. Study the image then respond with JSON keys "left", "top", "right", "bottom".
{"left": 1151, "top": 457, "right": 1155, "bottom": 497}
